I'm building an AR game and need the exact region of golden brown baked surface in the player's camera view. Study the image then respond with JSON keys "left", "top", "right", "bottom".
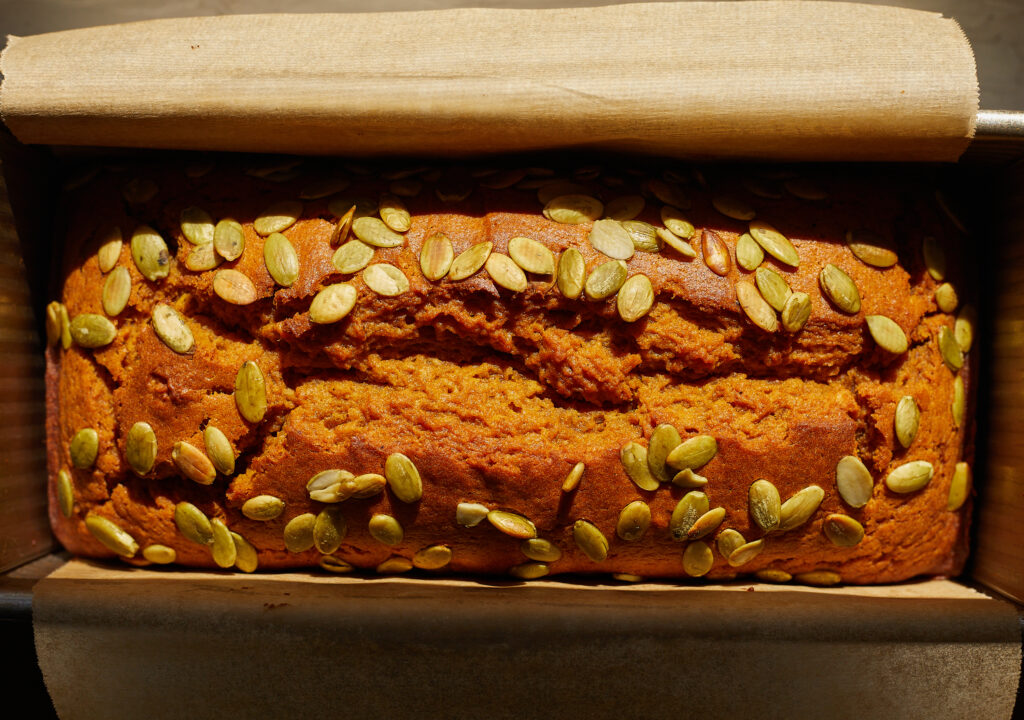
{"left": 45, "top": 157, "right": 975, "bottom": 584}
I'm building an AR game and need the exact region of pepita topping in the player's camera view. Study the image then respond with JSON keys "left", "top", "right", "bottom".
{"left": 101, "top": 267, "right": 131, "bottom": 317}
{"left": 845, "top": 229, "right": 897, "bottom": 268}
{"left": 171, "top": 441, "right": 216, "bottom": 485}
{"left": 420, "top": 233, "right": 455, "bottom": 281}
{"left": 589, "top": 218, "right": 635, "bottom": 260}
{"left": 314, "top": 507, "right": 347, "bottom": 555}
{"left": 885, "top": 460, "right": 934, "bottom": 494}
{"left": 780, "top": 291, "right": 812, "bottom": 332}
{"left": 509, "top": 562, "right": 549, "bottom": 580}
{"left": 364, "top": 263, "right": 411, "bottom": 296}
{"left": 657, "top": 227, "right": 697, "bottom": 258}
{"left": 234, "top": 361, "right": 267, "bottom": 424}
{"left": 736, "top": 281, "right": 778, "bottom": 332}
{"left": 185, "top": 242, "right": 223, "bottom": 272}
{"left": 85, "top": 514, "right": 139, "bottom": 557}
{"left": 670, "top": 491, "right": 709, "bottom": 541}
{"left": 955, "top": 305, "right": 975, "bottom": 353}
{"left": 379, "top": 193, "right": 412, "bottom": 232}
{"left": 213, "top": 219, "right": 245, "bottom": 261}
{"left": 777, "top": 485, "right": 825, "bottom": 532}
{"left": 716, "top": 528, "right": 746, "bottom": 559}
{"left": 174, "top": 502, "right": 214, "bottom": 545}
{"left": 142, "top": 545, "right": 177, "bottom": 564}
{"left": 938, "top": 326, "right": 964, "bottom": 371}
{"left": 508, "top": 236, "right": 556, "bottom": 275}
{"left": 152, "top": 304, "right": 195, "bottom": 354}
{"left": 203, "top": 426, "right": 235, "bottom": 475}
{"left": 70, "top": 428, "right": 99, "bottom": 469}
{"left": 180, "top": 206, "right": 215, "bottom": 246}
{"left": 413, "top": 544, "right": 453, "bottom": 570}
{"left": 728, "top": 539, "right": 765, "bottom": 567}
{"left": 922, "top": 236, "right": 946, "bottom": 281}
{"left": 283, "top": 513, "right": 317, "bottom": 553}
{"left": 835, "top": 456, "right": 873, "bottom": 508}
{"left": 823, "top": 514, "right": 864, "bottom": 547}
{"left": 232, "top": 532, "right": 259, "bottom": 573}
{"left": 332, "top": 240, "right": 374, "bottom": 275}
{"left": 935, "top": 283, "right": 958, "bottom": 313}
{"left": 952, "top": 375, "right": 966, "bottom": 428}
{"left": 947, "top": 462, "right": 971, "bottom": 511}
{"left": 682, "top": 541, "right": 714, "bottom": 577}
{"left": 263, "top": 232, "right": 300, "bottom": 287}
{"left": 521, "top": 538, "right": 563, "bottom": 563}
{"left": 735, "top": 232, "right": 764, "bottom": 271}
{"left": 794, "top": 570, "right": 842, "bottom": 586}
{"left": 666, "top": 435, "right": 718, "bottom": 471}
{"left": 660, "top": 206, "right": 695, "bottom": 239}
{"left": 125, "top": 421, "right": 157, "bottom": 476}
{"left": 702, "top": 229, "right": 732, "bottom": 276}
{"left": 485, "top": 253, "right": 528, "bottom": 292}
{"left": 544, "top": 194, "right": 604, "bottom": 224}
{"left": 556, "top": 248, "right": 586, "bottom": 299}
{"left": 561, "top": 462, "right": 586, "bottom": 492}
{"left": 376, "top": 556, "right": 413, "bottom": 574}
{"left": 211, "top": 518, "right": 238, "bottom": 568}
{"left": 748, "top": 479, "right": 781, "bottom": 533}
{"left": 488, "top": 510, "right": 537, "bottom": 539}
{"left": 213, "top": 269, "right": 258, "bottom": 305}
{"left": 866, "top": 315, "right": 907, "bottom": 354}
{"left": 748, "top": 221, "right": 799, "bottom": 267}
{"left": 647, "top": 424, "right": 682, "bottom": 484}
{"left": 605, "top": 194, "right": 645, "bottom": 221}
{"left": 369, "top": 514, "right": 404, "bottom": 546}
{"left": 130, "top": 225, "right": 171, "bottom": 282}
{"left": 309, "top": 283, "right": 358, "bottom": 324}
{"left": 242, "top": 495, "right": 286, "bottom": 521}
{"left": 584, "top": 260, "right": 628, "bottom": 301}
{"left": 712, "top": 195, "right": 756, "bottom": 221}
{"left": 254, "top": 200, "right": 303, "bottom": 236}
{"left": 56, "top": 470, "right": 74, "bottom": 518}
{"left": 616, "top": 274, "right": 654, "bottom": 322}
{"left": 621, "top": 221, "right": 662, "bottom": 252}
{"left": 895, "top": 396, "right": 920, "bottom": 448}
{"left": 616, "top": 500, "right": 651, "bottom": 542}
{"left": 456, "top": 502, "right": 490, "bottom": 527}
{"left": 70, "top": 314, "right": 117, "bottom": 348}
{"left": 449, "top": 241, "right": 492, "bottom": 281}
{"left": 352, "top": 216, "right": 405, "bottom": 248}
{"left": 687, "top": 507, "right": 726, "bottom": 540}
{"left": 573, "top": 519, "right": 609, "bottom": 562}
{"left": 384, "top": 452, "right": 423, "bottom": 503}
{"left": 819, "top": 264, "right": 861, "bottom": 314}
{"left": 96, "top": 226, "right": 123, "bottom": 272}
{"left": 620, "top": 442, "right": 659, "bottom": 491}
{"left": 754, "top": 267, "right": 792, "bottom": 311}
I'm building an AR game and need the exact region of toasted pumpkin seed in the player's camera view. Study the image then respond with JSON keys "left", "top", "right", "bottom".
{"left": 171, "top": 441, "right": 216, "bottom": 485}
{"left": 716, "top": 528, "right": 746, "bottom": 559}
{"left": 209, "top": 518, "right": 237, "bottom": 568}
{"left": 647, "top": 424, "right": 681, "bottom": 484}
{"left": 479, "top": 168, "right": 527, "bottom": 189}
{"left": 419, "top": 233, "right": 454, "bottom": 281}
{"left": 780, "top": 291, "right": 812, "bottom": 332}
{"left": 688, "top": 507, "right": 726, "bottom": 540}
{"left": 309, "top": 283, "right": 358, "bottom": 324}
{"left": 142, "top": 544, "right": 176, "bottom": 564}
{"left": 488, "top": 510, "right": 537, "bottom": 539}
{"left": 254, "top": 201, "right": 302, "bottom": 236}
{"left": 947, "top": 462, "right": 971, "bottom": 511}
{"left": 748, "top": 221, "right": 799, "bottom": 267}
{"left": 85, "top": 514, "right": 138, "bottom": 557}
{"left": 728, "top": 538, "right": 765, "bottom": 567}
{"left": 508, "top": 237, "right": 555, "bottom": 275}
{"left": 369, "top": 514, "right": 404, "bottom": 546}
{"left": 742, "top": 176, "right": 783, "bottom": 200}
{"left": 152, "top": 304, "right": 194, "bottom": 354}
{"left": 755, "top": 267, "right": 792, "bottom": 311}
{"left": 550, "top": 249, "right": 584, "bottom": 300}
{"left": 352, "top": 216, "right": 405, "bottom": 248}
{"left": 670, "top": 491, "right": 709, "bottom": 540}
{"left": 306, "top": 469, "right": 352, "bottom": 503}
{"left": 211, "top": 219, "right": 245, "bottom": 261}
{"left": 561, "top": 462, "right": 585, "bottom": 492}
{"left": 616, "top": 501, "right": 651, "bottom": 542}
{"left": 376, "top": 556, "right": 413, "bottom": 574}
{"left": 319, "top": 555, "right": 354, "bottom": 573}
{"left": 510, "top": 562, "right": 549, "bottom": 580}
{"left": 895, "top": 396, "right": 920, "bottom": 448}
{"left": 537, "top": 181, "right": 589, "bottom": 205}
{"left": 938, "top": 326, "right": 963, "bottom": 371}
{"left": 835, "top": 456, "right": 873, "bottom": 508}
{"left": 231, "top": 532, "right": 258, "bottom": 572}
{"left": 749, "top": 480, "right": 782, "bottom": 533}
{"left": 702, "top": 229, "right": 732, "bottom": 276}
{"left": 184, "top": 242, "right": 223, "bottom": 272}
{"left": 605, "top": 195, "right": 645, "bottom": 221}
{"left": 885, "top": 461, "right": 933, "bottom": 493}
{"left": 784, "top": 178, "right": 827, "bottom": 201}
{"left": 735, "top": 233, "right": 764, "bottom": 271}
{"left": 544, "top": 194, "right": 604, "bottom": 224}
{"left": 203, "top": 426, "right": 235, "bottom": 475}
{"left": 866, "top": 315, "right": 908, "bottom": 354}
{"left": 122, "top": 177, "right": 158, "bottom": 203}
{"left": 349, "top": 473, "right": 387, "bottom": 499}
{"left": 621, "top": 221, "right": 662, "bottom": 252}
{"left": 658, "top": 206, "right": 694, "bottom": 239}
{"left": 952, "top": 375, "right": 966, "bottom": 428}
{"left": 213, "top": 269, "right": 257, "bottom": 305}
{"left": 234, "top": 361, "right": 267, "bottom": 423}
{"left": 588, "top": 219, "right": 635, "bottom": 260}
{"left": 755, "top": 569, "right": 792, "bottom": 583}
{"left": 573, "top": 520, "right": 609, "bottom": 562}
{"left": 70, "top": 313, "right": 117, "bottom": 348}
{"left": 485, "top": 253, "right": 528, "bottom": 292}
{"left": 70, "top": 428, "right": 99, "bottom": 469}
{"left": 101, "top": 266, "right": 131, "bottom": 317}
{"left": 332, "top": 239, "right": 374, "bottom": 275}
{"left": 647, "top": 179, "right": 690, "bottom": 209}
{"left": 584, "top": 260, "right": 628, "bottom": 301}
{"left": 378, "top": 193, "right": 411, "bottom": 233}
{"left": 922, "top": 236, "right": 946, "bottom": 280}
{"left": 125, "top": 422, "right": 157, "bottom": 476}
{"left": 794, "top": 570, "right": 841, "bottom": 586}
{"left": 180, "top": 206, "right": 215, "bottom": 246}
{"left": 672, "top": 468, "right": 709, "bottom": 488}
{"left": 955, "top": 305, "right": 975, "bottom": 353}
{"left": 456, "top": 502, "right": 490, "bottom": 527}
{"left": 845, "top": 229, "right": 897, "bottom": 268}
{"left": 329, "top": 205, "right": 357, "bottom": 247}
{"left": 242, "top": 495, "right": 286, "bottom": 521}
{"left": 283, "top": 513, "right": 317, "bottom": 553}
{"left": 823, "top": 514, "right": 864, "bottom": 547}
{"left": 413, "top": 545, "right": 453, "bottom": 570}
{"left": 619, "top": 442, "right": 659, "bottom": 492}
{"left": 449, "top": 242, "right": 492, "bottom": 280}
{"left": 45, "top": 302, "right": 65, "bottom": 347}
{"left": 683, "top": 541, "right": 714, "bottom": 577}
{"left": 713, "top": 195, "right": 756, "bottom": 221}
{"left": 263, "top": 232, "right": 299, "bottom": 287}
{"left": 617, "top": 274, "right": 654, "bottom": 322}
{"left": 819, "top": 264, "right": 861, "bottom": 314}
{"left": 666, "top": 435, "right": 717, "bottom": 471}
{"left": 314, "top": 507, "right": 347, "bottom": 555}
{"left": 364, "top": 263, "right": 410, "bottom": 296}
{"left": 389, "top": 178, "right": 422, "bottom": 197}
{"left": 298, "top": 176, "right": 351, "bottom": 200}
{"left": 657, "top": 227, "right": 697, "bottom": 258}
{"left": 385, "top": 453, "right": 423, "bottom": 503}
{"left": 174, "top": 502, "right": 214, "bottom": 545}
{"left": 935, "top": 283, "right": 958, "bottom": 313}
{"left": 736, "top": 281, "right": 778, "bottom": 332}
{"left": 521, "top": 538, "right": 563, "bottom": 562}
{"left": 612, "top": 573, "right": 644, "bottom": 583}
{"left": 778, "top": 485, "right": 825, "bottom": 531}
{"left": 56, "top": 469, "right": 74, "bottom": 517}
{"left": 328, "top": 195, "right": 377, "bottom": 221}
{"left": 97, "top": 226, "right": 123, "bottom": 272}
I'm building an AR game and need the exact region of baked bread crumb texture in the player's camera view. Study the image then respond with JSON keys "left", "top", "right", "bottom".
{"left": 44, "top": 157, "right": 975, "bottom": 585}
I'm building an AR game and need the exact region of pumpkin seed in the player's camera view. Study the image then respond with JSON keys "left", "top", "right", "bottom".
{"left": 573, "top": 520, "right": 609, "bottom": 562}
{"left": 456, "top": 502, "right": 490, "bottom": 527}
{"left": 487, "top": 510, "right": 537, "bottom": 539}
{"left": 647, "top": 424, "right": 681, "bottom": 484}
{"left": 420, "top": 233, "right": 454, "bottom": 280}
{"left": 922, "top": 236, "right": 946, "bottom": 280}
{"left": 781, "top": 291, "right": 812, "bottom": 332}
{"left": 508, "top": 236, "right": 555, "bottom": 275}
{"left": 485, "top": 253, "right": 528, "bottom": 292}
{"left": 203, "top": 425, "right": 235, "bottom": 475}
{"left": 728, "top": 539, "right": 765, "bottom": 567}
{"left": 45, "top": 302, "right": 65, "bottom": 347}
{"left": 955, "top": 305, "right": 975, "bottom": 353}
{"left": 543, "top": 194, "right": 604, "bottom": 224}
{"left": 736, "top": 281, "right": 778, "bottom": 332}
{"left": 125, "top": 421, "right": 157, "bottom": 476}
{"left": 70, "top": 314, "right": 117, "bottom": 348}
{"left": 283, "top": 513, "right": 317, "bottom": 553}
{"left": 479, "top": 168, "right": 527, "bottom": 189}
{"left": 845, "top": 229, "right": 897, "bottom": 268}
{"left": 823, "top": 514, "right": 864, "bottom": 547}
{"left": 657, "top": 227, "right": 697, "bottom": 258}
{"left": 306, "top": 469, "right": 351, "bottom": 503}
{"left": 349, "top": 473, "right": 387, "bottom": 499}
{"left": 702, "top": 229, "right": 732, "bottom": 276}
{"left": 688, "top": 507, "right": 726, "bottom": 540}
{"left": 328, "top": 195, "right": 377, "bottom": 221}
{"left": 309, "top": 283, "right": 358, "bottom": 324}
{"left": 389, "top": 178, "right": 422, "bottom": 197}
{"left": 329, "top": 205, "right": 357, "bottom": 247}
{"left": 619, "top": 442, "right": 659, "bottom": 491}
{"left": 672, "top": 468, "right": 709, "bottom": 488}
{"left": 754, "top": 267, "right": 792, "bottom": 311}
{"left": 683, "top": 541, "right": 714, "bottom": 577}
{"left": 332, "top": 239, "right": 374, "bottom": 275}
{"left": 314, "top": 507, "right": 347, "bottom": 555}
{"left": 376, "top": 556, "right": 413, "bottom": 574}
{"left": 254, "top": 200, "right": 302, "bottom": 236}
{"left": 617, "top": 274, "right": 654, "bottom": 322}
{"left": 612, "top": 573, "right": 645, "bottom": 583}
{"left": 938, "top": 325, "right": 963, "bottom": 371}
{"left": 213, "top": 269, "right": 258, "bottom": 305}
{"left": 647, "top": 179, "right": 690, "bottom": 209}
{"left": 605, "top": 195, "right": 645, "bottom": 221}
{"left": 835, "top": 456, "right": 873, "bottom": 508}
{"left": 947, "top": 462, "right": 971, "bottom": 511}
{"left": 742, "top": 176, "right": 783, "bottom": 199}
{"left": 436, "top": 174, "right": 475, "bottom": 203}
{"left": 616, "top": 500, "right": 651, "bottom": 542}
{"left": 352, "top": 216, "right": 405, "bottom": 248}
{"left": 85, "top": 514, "right": 138, "bottom": 557}
{"left": 122, "top": 177, "right": 158, "bottom": 203}
{"left": 670, "top": 491, "right": 709, "bottom": 540}
{"left": 556, "top": 248, "right": 586, "bottom": 299}
{"left": 784, "top": 178, "right": 827, "bottom": 201}
{"left": 379, "top": 193, "right": 411, "bottom": 232}
{"left": 866, "top": 315, "right": 908, "bottom": 354}
{"left": 588, "top": 218, "right": 635, "bottom": 260}
{"left": 778, "top": 485, "right": 825, "bottom": 531}
{"left": 749, "top": 480, "right": 781, "bottom": 533}
{"left": 152, "top": 304, "right": 194, "bottom": 354}
{"left": 319, "top": 555, "right": 354, "bottom": 573}
{"left": 101, "top": 266, "right": 131, "bottom": 316}
{"left": 621, "top": 221, "right": 662, "bottom": 252}
{"left": 242, "top": 495, "right": 285, "bottom": 521}
{"left": 510, "top": 562, "right": 549, "bottom": 580}
{"left": 231, "top": 532, "right": 258, "bottom": 572}
{"left": 410, "top": 544, "right": 454, "bottom": 571}
{"left": 174, "top": 502, "right": 214, "bottom": 545}
{"left": 819, "top": 264, "right": 861, "bottom": 314}
{"left": 795, "top": 570, "right": 842, "bottom": 586}
{"left": 56, "top": 469, "right": 74, "bottom": 517}
{"left": 659, "top": 206, "right": 695, "bottom": 239}
{"left": 561, "top": 462, "right": 585, "bottom": 492}
{"left": 142, "top": 544, "right": 177, "bottom": 564}
{"left": 755, "top": 569, "right": 792, "bottom": 583}
{"left": 449, "top": 241, "right": 492, "bottom": 280}
{"left": 185, "top": 242, "right": 223, "bottom": 272}
{"left": 209, "top": 518, "right": 237, "bottom": 568}
{"left": 263, "top": 232, "right": 299, "bottom": 287}
{"left": 385, "top": 452, "right": 423, "bottom": 503}
{"left": 363, "top": 263, "right": 410, "bottom": 296}
{"left": 584, "top": 260, "right": 628, "bottom": 301}
{"left": 712, "top": 195, "right": 756, "bottom": 221}
{"left": 885, "top": 460, "right": 933, "bottom": 493}
{"left": 895, "top": 396, "right": 920, "bottom": 448}
{"left": 180, "top": 206, "right": 215, "bottom": 246}
{"left": 521, "top": 538, "right": 563, "bottom": 562}
{"left": 213, "top": 219, "right": 245, "bottom": 260}
{"left": 234, "top": 361, "right": 267, "bottom": 424}
{"left": 70, "top": 428, "right": 99, "bottom": 469}
{"left": 748, "top": 221, "right": 799, "bottom": 267}
{"left": 299, "top": 176, "right": 351, "bottom": 200}
{"left": 736, "top": 233, "right": 764, "bottom": 271}
{"left": 716, "top": 528, "right": 746, "bottom": 559}
{"left": 369, "top": 514, "right": 404, "bottom": 546}
{"left": 952, "top": 375, "right": 966, "bottom": 428}
{"left": 666, "top": 435, "right": 717, "bottom": 471}
{"left": 97, "top": 226, "right": 123, "bottom": 272}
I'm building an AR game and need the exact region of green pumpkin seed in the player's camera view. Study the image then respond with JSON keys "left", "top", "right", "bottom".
{"left": 712, "top": 195, "right": 756, "bottom": 221}
{"left": 955, "top": 305, "right": 975, "bottom": 353}
{"left": 589, "top": 218, "right": 635, "bottom": 260}
{"left": 682, "top": 541, "right": 714, "bottom": 577}
{"left": 670, "top": 491, "right": 709, "bottom": 540}
{"left": 56, "top": 469, "right": 74, "bottom": 517}
{"left": 305, "top": 469, "right": 352, "bottom": 503}
{"left": 823, "top": 514, "right": 864, "bottom": 547}
{"left": 309, "top": 283, "right": 358, "bottom": 324}
{"left": 263, "top": 232, "right": 299, "bottom": 287}
{"left": 795, "top": 570, "right": 842, "bottom": 586}
{"left": 509, "top": 562, "right": 549, "bottom": 580}
{"left": 938, "top": 326, "right": 963, "bottom": 371}
{"left": 612, "top": 573, "right": 644, "bottom": 583}
{"left": 672, "top": 468, "right": 709, "bottom": 488}
{"left": 376, "top": 556, "right": 413, "bottom": 574}
{"left": 101, "top": 266, "right": 131, "bottom": 317}
{"left": 203, "top": 425, "right": 235, "bottom": 475}
{"left": 70, "top": 428, "right": 99, "bottom": 469}
{"left": 479, "top": 168, "right": 527, "bottom": 189}
{"left": 866, "top": 315, "right": 907, "bottom": 354}
{"left": 647, "top": 424, "right": 681, "bottom": 484}
{"left": 947, "top": 462, "right": 971, "bottom": 511}
{"left": 556, "top": 248, "right": 586, "bottom": 299}
{"left": 616, "top": 500, "right": 651, "bottom": 542}
{"left": 742, "top": 176, "right": 783, "bottom": 200}
{"left": 254, "top": 200, "right": 302, "bottom": 236}
{"left": 369, "top": 514, "right": 404, "bottom": 546}
{"left": 485, "top": 253, "right": 528, "bottom": 292}
{"left": 748, "top": 221, "right": 799, "bottom": 267}
{"left": 521, "top": 538, "right": 563, "bottom": 562}
{"left": 660, "top": 206, "right": 695, "bottom": 239}
{"left": 621, "top": 221, "right": 662, "bottom": 252}
{"left": 561, "top": 462, "right": 585, "bottom": 492}
{"left": 213, "top": 219, "right": 245, "bottom": 261}
{"left": 754, "top": 267, "right": 792, "bottom": 312}
{"left": 819, "top": 264, "right": 861, "bottom": 314}
{"left": 449, "top": 241, "right": 493, "bottom": 281}
{"left": 364, "top": 263, "right": 410, "bottom": 296}
{"left": 845, "top": 229, "right": 897, "bottom": 268}
{"left": 234, "top": 361, "right": 267, "bottom": 423}
{"left": 85, "top": 514, "right": 139, "bottom": 557}
{"left": 389, "top": 178, "right": 421, "bottom": 197}
{"left": 666, "top": 435, "right": 717, "bottom": 471}
{"left": 749, "top": 479, "right": 781, "bottom": 533}
{"left": 420, "top": 233, "right": 454, "bottom": 281}
{"left": 231, "top": 532, "right": 259, "bottom": 572}
{"left": 319, "top": 555, "right": 354, "bottom": 573}
{"left": 687, "top": 507, "right": 726, "bottom": 540}
{"left": 352, "top": 216, "right": 405, "bottom": 248}
{"left": 716, "top": 528, "right": 746, "bottom": 559}
{"left": 508, "top": 236, "right": 555, "bottom": 275}
{"left": 45, "top": 302, "right": 65, "bottom": 347}
{"left": 283, "top": 513, "right": 317, "bottom": 553}
{"left": 379, "top": 193, "right": 412, "bottom": 233}
{"left": 784, "top": 178, "right": 827, "bottom": 201}
{"left": 174, "top": 502, "right": 214, "bottom": 545}
{"left": 736, "top": 281, "right": 778, "bottom": 332}
{"left": 299, "top": 176, "right": 351, "bottom": 200}
{"left": 619, "top": 442, "right": 659, "bottom": 491}
{"left": 142, "top": 544, "right": 177, "bottom": 564}
{"left": 97, "top": 226, "right": 123, "bottom": 273}
{"left": 70, "top": 313, "right": 117, "bottom": 348}
{"left": 543, "top": 194, "right": 604, "bottom": 225}
{"left": 180, "top": 206, "right": 215, "bottom": 246}
{"left": 332, "top": 239, "right": 374, "bottom": 275}
{"left": 573, "top": 520, "right": 609, "bottom": 562}
{"left": 735, "top": 233, "right": 764, "bottom": 271}
{"left": 125, "top": 422, "right": 157, "bottom": 475}
{"left": 835, "top": 456, "right": 873, "bottom": 508}
{"left": 895, "top": 396, "right": 920, "bottom": 448}
{"left": 728, "top": 538, "right": 765, "bottom": 567}
{"left": 314, "top": 507, "right": 347, "bottom": 555}
{"left": 605, "top": 195, "right": 645, "bottom": 221}
{"left": 130, "top": 225, "right": 171, "bottom": 281}
{"left": 885, "top": 461, "right": 933, "bottom": 493}
{"left": 385, "top": 452, "right": 423, "bottom": 503}
{"left": 778, "top": 485, "right": 825, "bottom": 531}
{"left": 213, "top": 269, "right": 257, "bottom": 305}
{"left": 413, "top": 544, "right": 453, "bottom": 570}
{"left": 702, "top": 229, "right": 732, "bottom": 275}
{"left": 210, "top": 518, "right": 237, "bottom": 568}
{"left": 241, "top": 495, "right": 285, "bottom": 521}
{"left": 122, "top": 177, "right": 158, "bottom": 204}
{"left": 349, "top": 473, "right": 387, "bottom": 499}
{"left": 922, "top": 236, "right": 946, "bottom": 280}
{"left": 436, "top": 174, "right": 475, "bottom": 203}
{"left": 952, "top": 375, "right": 966, "bottom": 428}
{"left": 457, "top": 502, "right": 490, "bottom": 527}
{"left": 171, "top": 441, "right": 216, "bottom": 485}
{"left": 151, "top": 304, "right": 194, "bottom": 354}
{"left": 584, "top": 260, "right": 628, "bottom": 301}
{"left": 781, "top": 291, "right": 812, "bottom": 332}
{"left": 329, "top": 205, "right": 357, "bottom": 247}
{"left": 935, "top": 283, "right": 958, "bottom": 313}
{"left": 328, "top": 195, "right": 377, "bottom": 221}
{"left": 755, "top": 569, "right": 792, "bottom": 583}
{"left": 617, "top": 274, "right": 654, "bottom": 322}
{"left": 647, "top": 179, "right": 690, "bottom": 209}
{"left": 657, "top": 227, "right": 697, "bottom": 258}
{"left": 487, "top": 510, "right": 537, "bottom": 539}
{"left": 184, "top": 242, "right": 223, "bottom": 272}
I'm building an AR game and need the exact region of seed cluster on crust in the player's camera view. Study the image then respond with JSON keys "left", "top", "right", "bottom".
{"left": 47, "top": 157, "right": 973, "bottom": 585}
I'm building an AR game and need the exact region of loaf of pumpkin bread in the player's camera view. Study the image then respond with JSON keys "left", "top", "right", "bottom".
{"left": 44, "top": 156, "right": 975, "bottom": 585}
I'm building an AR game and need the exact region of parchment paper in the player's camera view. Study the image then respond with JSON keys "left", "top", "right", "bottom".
{"left": 0, "top": 2, "right": 979, "bottom": 161}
